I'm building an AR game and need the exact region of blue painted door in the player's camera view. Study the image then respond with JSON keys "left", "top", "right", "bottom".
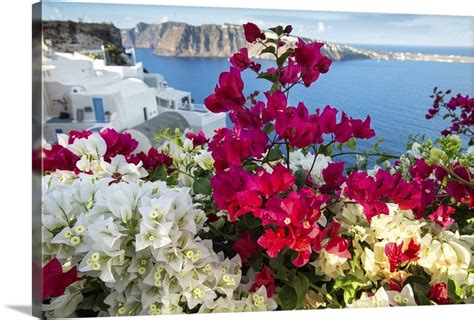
{"left": 92, "top": 98, "right": 105, "bottom": 122}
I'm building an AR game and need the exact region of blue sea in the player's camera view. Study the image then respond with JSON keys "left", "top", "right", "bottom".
{"left": 136, "top": 47, "right": 473, "bottom": 155}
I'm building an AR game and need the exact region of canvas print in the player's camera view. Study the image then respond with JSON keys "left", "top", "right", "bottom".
{"left": 34, "top": 1, "right": 473, "bottom": 318}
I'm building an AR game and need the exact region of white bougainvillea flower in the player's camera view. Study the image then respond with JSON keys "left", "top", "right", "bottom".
{"left": 51, "top": 213, "right": 90, "bottom": 253}
{"left": 79, "top": 248, "right": 125, "bottom": 283}
{"left": 418, "top": 231, "right": 472, "bottom": 285}
{"left": 88, "top": 215, "right": 125, "bottom": 252}
{"left": 68, "top": 133, "right": 107, "bottom": 159}
{"left": 105, "top": 182, "right": 141, "bottom": 223}
{"left": 289, "top": 150, "right": 332, "bottom": 183}
{"left": 407, "top": 142, "right": 423, "bottom": 159}
{"left": 139, "top": 196, "right": 176, "bottom": 226}
{"left": 43, "top": 189, "right": 76, "bottom": 230}
{"left": 135, "top": 219, "right": 173, "bottom": 252}
{"left": 194, "top": 150, "right": 214, "bottom": 171}
{"left": 241, "top": 285, "right": 278, "bottom": 312}
{"left": 182, "top": 280, "right": 217, "bottom": 309}
{"left": 106, "top": 262, "right": 138, "bottom": 294}
{"left": 347, "top": 287, "right": 390, "bottom": 308}
{"left": 386, "top": 284, "right": 417, "bottom": 306}
{"left": 101, "top": 155, "right": 148, "bottom": 183}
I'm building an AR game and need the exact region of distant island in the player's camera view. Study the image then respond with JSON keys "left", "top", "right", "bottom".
{"left": 43, "top": 20, "right": 474, "bottom": 64}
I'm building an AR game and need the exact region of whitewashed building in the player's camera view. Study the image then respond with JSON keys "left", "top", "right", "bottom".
{"left": 42, "top": 51, "right": 226, "bottom": 142}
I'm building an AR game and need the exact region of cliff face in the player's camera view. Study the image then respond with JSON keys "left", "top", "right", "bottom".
{"left": 43, "top": 20, "right": 124, "bottom": 53}
{"left": 121, "top": 22, "right": 376, "bottom": 61}
{"left": 122, "top": 22, "right": 247, "bottom": 58}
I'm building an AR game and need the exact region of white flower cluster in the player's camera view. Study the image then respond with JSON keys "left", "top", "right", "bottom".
{"left": 161, "top": 134, "right": 214, "bottom": 188}
{"left": 289, "top": 150, "right": 331, "bottom": 184}
{"left": 44, "top": 132, "right": 148, "bottom": 184}
{"left": 42, "top": 171, "right": 276, "bottom": 317}
{"left": 312, "top": 202, "right": 474, "bottom": 303}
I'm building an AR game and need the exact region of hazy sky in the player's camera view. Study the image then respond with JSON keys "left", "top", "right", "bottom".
{"left": 42, "top": 2, "right": 474, "bottom": 47}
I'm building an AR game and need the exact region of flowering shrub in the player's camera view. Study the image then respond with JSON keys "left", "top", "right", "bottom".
{"left": 426, "top": 87, "right": 473, "bottom": 144}
{"left": 41, "top": 22, "right": 473, "bottom": 317}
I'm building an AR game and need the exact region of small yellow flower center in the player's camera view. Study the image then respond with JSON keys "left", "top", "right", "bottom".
{"left": 75, "top": 225, "right": 86, "bottom": 234}
{"left": 70, "top": 236, "right": 81, "bottom": 246}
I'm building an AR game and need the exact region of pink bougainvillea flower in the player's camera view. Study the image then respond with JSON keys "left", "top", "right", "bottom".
{"left": 204, "top": 67, "right": 246, "bottom": 113}
{"left": 445, "top": 164, "right": 473, "bottom": 207}
{"left": 230, "top": 48, "right": 252, "bottom": 71}
{"left": 67, "top": 130, "right": 92, "bottom": 144}
{"left": 344, "top": 169, "right": 422, "bottom": 221}
{"left": 333, "top": 112, "right": 353, "bottom": 143}
{"left": 428, "top": 204, "right": 456, "bottom": 228}
{"left": 42, "top": 258, "right": 79, "bottom": 300}
{"left": 233, "top": 231, "right": 259, "bottom": 263}
{"left": 428, "top": 283, "right": 451, "bottom": 305}
{"left": 243, "top": 22, "right": 265, "bottom": 43}
{"left": 229, "top": 102, "right": 271, "bottom": 129}
{"left": 344, "top": 171, "right": 389, "bottom": 221}
{"left": 409, "top": 158, "right": 434, "bottom": 180}
{"left": 254, "top": 195, "right": 287, "bottom": 226}
{"left": 128, "top": 147, "right": 173, "bottom": 170}
{"left": 250, "top": 61, "right": 262, "bottom": 73}
{"left": 186, "top": 130, "right": 208, "bottom": 147}
{"left": 322, "top": 220, "right": 352, "bottom": 259}
{"left": 294, "top": 38, "right": 331, "bottom": 87}
{"left": 384, "top": 239, "right": 420, "bottom": 272}
{"left": 208, "top": 127, "right": 268, "bottom": 171}
{"left": 265, "top": 90, "right": 287, "bottom": 119}
{"left": 234, "top": 189, "right": 263, "bottom": 219}
{"left": 100, "top": 128, "right": 138, "bottom": 161}
{"left": 279, "top": 58, "right": 300, "bottom": 86}
{"left": 350, "top": 116, "right": 375, "bottom": 139}
{"left": 250, "top": 265, "right": 276, "bottom": 296}
{"left": 289, "top": 235, "right": 313, "bottom": 267}
{"left": 247, "top": 164, "right": 295, "bottom": 199}
{"left": 211, "top": 165, "right": 251, "bottom": 221}
{"left": 257, "top": 227, "right": 290, "bottom": 258}
{"left": 318, "top": 105, "right": 338, "bottom": 134}
{"left": 275, "top": 102, "right": 319, "bottom": 148}
{"left": 320, "top": 161, "right": 346, "bottom": 191}
{"left": 412, "top": 179, "right": 436, "bottom": 218}
{"left": 43, "top": 144, "right": 79, "bottom": 172}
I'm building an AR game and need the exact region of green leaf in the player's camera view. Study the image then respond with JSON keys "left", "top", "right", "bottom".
{"left": 346, "top": 138, "right": 357, "bottom": 150}
{"left": 412, "top": 283, "right": 433, "bottom": 305}
{"left": 294, "top": 169, "right": 307, "bottom": 188}
{"left": 257, "top": 72, "right": 278, "bottom": 83}
{"left": 405, "top": 275, "right": 430, "bottom": 287}
{"left": 150, "top": 165, "right": 167, "bottom": 181}
{"left": 376, "top": 155, "right": 391, "bottom": 165}
{"left": 291, "top": 274, "right": 310, "bottom": 304}
{"left": 242, "top": 161, "right": 259, "bottom": 173}
{"left": 271, "top": 82, "right": 282, "bottom": 93}
{"left": 240, "top": 214, "right": 261, "bottom": 229}
{"left": 373, "top": 137, "right": 384, "bottom": 152}
{"left": 267, "top": 146, "right": 283, "bottom": 161}
{"left": 263, "top": 123, "right": 274, "bottom": 134}
{"left": 193, "top": 177, "right": 212, "bottom": 195}
{"left": 277, "top": 50, "right": 293, "bottom": 67}
{"left": 260, "top": 46, "right": 276, "bottom": 55}
{"left": 274, "top": 267, "right": 288, "bottom": 281}
{"left": 333, "top": 274, "right": 366, "bottom": 291}
{"left": 447, "top": 279, "right": 463, "bottom": 301}
{"left": 279, "top": 285, "right": 297, "bottom": 310}
{"left": 269, "top": 25, "right": 284, "bottom": 36}
{"left": 269, "top": 252, "right": 285, "bottom": 270}
{"left": 249, "top": 251, "right": 264, "bottom": 272}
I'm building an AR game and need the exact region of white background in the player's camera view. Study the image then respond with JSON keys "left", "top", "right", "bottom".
{"left": 0, "top": 0, "right": 473, "bottom": 319}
